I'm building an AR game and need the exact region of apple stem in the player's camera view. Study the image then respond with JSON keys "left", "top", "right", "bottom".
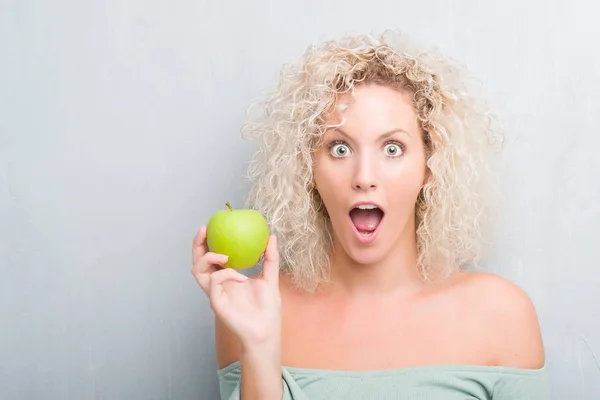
{"left": 225, "top": 202, "right": 232, "bottom": 212}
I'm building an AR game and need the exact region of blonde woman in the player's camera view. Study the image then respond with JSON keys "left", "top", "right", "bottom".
{"left": 192, "top": 31, "right": 549, "bottom": 399}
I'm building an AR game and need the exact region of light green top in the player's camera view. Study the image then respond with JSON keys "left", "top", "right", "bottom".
{"left": 217, "top": 361, "right": 550, "bottom": 400}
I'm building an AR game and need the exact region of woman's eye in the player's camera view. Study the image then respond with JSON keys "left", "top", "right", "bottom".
{"left": 384, "top": 143, "right": 403, "bottom": 157}
{"left": 330, "top": 143, "right": 351, "bottom": 157}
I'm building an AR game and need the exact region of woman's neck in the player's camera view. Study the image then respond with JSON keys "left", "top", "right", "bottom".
{"left": 327, "top": 232, "right": 425, "bottom": 300}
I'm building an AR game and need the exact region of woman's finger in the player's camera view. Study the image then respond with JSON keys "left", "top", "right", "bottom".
{"left": 209, "top": 268, "right": 249, "bottom": 308}
{"left": 261, "top": 235, "right": 280, "bottom": 284}
{"left": 191, "top": 252, "right": 229, "bottom": 293}
{"left": 192, "top": 226, "right": 208, "bottom": 266}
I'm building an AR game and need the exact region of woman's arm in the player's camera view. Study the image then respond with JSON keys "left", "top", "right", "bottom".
{"left": 239, "top": 339, "right": 283, "bottom": 399}
{"left": 192, "top": 227, "right": 284, "bottom": 400}
{"left": 215, "top": 310, "right": 283, "bottom": 400}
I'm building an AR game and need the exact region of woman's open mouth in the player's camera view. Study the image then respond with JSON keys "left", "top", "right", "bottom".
{"left": 349, "top": 203, "right": 384, "bottom": 244}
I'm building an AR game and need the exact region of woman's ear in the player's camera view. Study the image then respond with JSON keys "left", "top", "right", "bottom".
{"left": 423, "top": 167, "right": 431, "bottom": 185}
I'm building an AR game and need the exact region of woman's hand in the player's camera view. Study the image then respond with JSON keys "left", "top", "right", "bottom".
{"left": 191, "top": 226, "right": 282, "bottom": 348}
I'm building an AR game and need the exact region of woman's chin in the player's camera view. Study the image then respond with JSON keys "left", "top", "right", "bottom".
{"left": 342, "top": 244, "right": 386, "bottom": 266}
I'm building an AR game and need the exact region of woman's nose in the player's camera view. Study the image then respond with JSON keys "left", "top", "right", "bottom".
{"left": 352, "top": 157, "right": 378, "bottom": 191}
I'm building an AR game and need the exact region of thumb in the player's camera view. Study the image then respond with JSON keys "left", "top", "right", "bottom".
{"left": 261, "top": 235, "right": 280, "bottom": 283}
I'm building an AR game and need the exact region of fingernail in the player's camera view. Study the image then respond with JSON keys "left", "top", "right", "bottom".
{"left": 221, "top": 255, "right": 229, "bottom": 262}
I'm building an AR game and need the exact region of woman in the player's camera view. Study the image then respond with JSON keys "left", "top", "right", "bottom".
{"left": 192, "top": 31, "right": 549, "bottom": 399}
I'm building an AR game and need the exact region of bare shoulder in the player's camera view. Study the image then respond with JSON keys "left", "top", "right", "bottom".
{"left": 459, "top": 271, "right": 545, "bottom": 369}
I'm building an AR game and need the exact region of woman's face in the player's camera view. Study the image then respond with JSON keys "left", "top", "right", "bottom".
{"left": 313, "top": 83, "right": 428, "bottom": 266}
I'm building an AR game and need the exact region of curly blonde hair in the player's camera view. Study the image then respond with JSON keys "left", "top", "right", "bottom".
{"left": 241, "top": 30, "right": 502, "bottom": 292}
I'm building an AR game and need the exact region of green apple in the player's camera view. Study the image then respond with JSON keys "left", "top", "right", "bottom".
{"left": 206, "top": 202, "right": 270, "bottom": 270}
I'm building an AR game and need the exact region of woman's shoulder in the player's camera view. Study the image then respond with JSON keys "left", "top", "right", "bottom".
{"left": 215, "top": 271, "right": 546, "bottom": 370}
{"left": 455, "top": 271, "right": 546, "bottom": 369}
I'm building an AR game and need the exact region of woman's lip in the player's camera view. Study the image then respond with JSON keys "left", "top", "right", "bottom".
{"left": 348, "top": 201, "right": 385, "bottom": 214}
